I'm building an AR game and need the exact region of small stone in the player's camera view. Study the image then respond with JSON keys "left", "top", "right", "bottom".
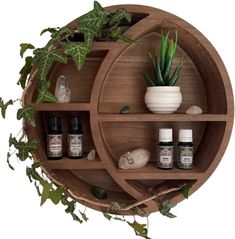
{"left": 120, "top": 105, "right": 130, "bottom": 114}
{"left": 87, "top": 149, "right": 96, "bottom": 160}
{"left": 92, "top": 186, "right": 108, "bottom": 199}
{"left": 186, "top": 105, "right": 203, "bottom": 115}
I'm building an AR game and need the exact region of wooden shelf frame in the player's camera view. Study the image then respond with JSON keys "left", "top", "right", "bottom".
{"left": 23, "top": 5, "right": 234, "bottom": 215}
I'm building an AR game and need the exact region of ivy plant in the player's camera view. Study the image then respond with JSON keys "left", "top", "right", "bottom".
{"left": 0, "top": 1, "right": 192, "bottom": 239}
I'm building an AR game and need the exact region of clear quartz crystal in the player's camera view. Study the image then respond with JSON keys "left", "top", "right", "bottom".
{"left": 55, "top": 75, "right": 71, "bottom": 103}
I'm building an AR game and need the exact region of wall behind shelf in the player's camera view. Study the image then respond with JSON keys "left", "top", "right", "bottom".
{"left": 0, "top": 1, "right": 234, "bottom": 239}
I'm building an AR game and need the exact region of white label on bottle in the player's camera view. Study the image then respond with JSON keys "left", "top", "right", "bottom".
{"left": 68, "top": 134, "right": 83, "bottom": 157}
{"left": 158, "top": 145, "right": 174, "bottom": 168}
{"left": 177, "top": 146, "right": 193, "bottom": 169}
{"left": 181, "top": 156, "right": 193, "bottom": 164}
{"left": 160, "top": 155, "right": 172, "bottom": 164}
{"left": 47, "top": 134, "right": 62, "bottom": 157}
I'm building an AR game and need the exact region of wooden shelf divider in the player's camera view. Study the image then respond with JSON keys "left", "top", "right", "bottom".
{"left": 99, "top": 113, "right": 228, "bottom": 122}
{"left": 43, "top": 158, "right": 104, "bottom": 170}
{"left": 32, "top": 103, "right": 92, "bottom": 111}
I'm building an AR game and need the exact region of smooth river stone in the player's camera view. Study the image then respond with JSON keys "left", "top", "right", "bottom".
{"left": 186, "top": 105, "right": 203, "bottom": 115}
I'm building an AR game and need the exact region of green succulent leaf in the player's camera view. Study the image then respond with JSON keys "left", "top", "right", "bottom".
{"left": 0, "top": 98, "right": 13, "bottom": 119}
{"left": 159, "top": 200, "right": 177, "bottom": 218}
{"left": 160, "top": 31, "right": 169, "bottom": 72}
{"left": 109, "top": 8, "right": 132, "bottom": 25}
{"left": 149, "top": 52, "right": 164, "bottom": 85}
{"left": 127, "top": 220, "right": 150, "bottom": 239}
{"left": 33, "top": 47, "right": 67, "bottom": 81}
{"left": 18, "top": 56, "right": 33, "bottom": 89}
{"left": 61, "top": 42, "right": 89, "bottom": 70}
{"left": 167, "top": 56, "right": 184, "bottom": 86}
{"left": 20, "top": 43, "right": 35, "bottom": 58}
{"left": 17, "top": 106, "right": 35, "bottom": 127}
{"left": 180, "top": 185, "right": 191, "bottom": 199}
{"left": 40, "top": 181, "right": 53, "bottom": 206}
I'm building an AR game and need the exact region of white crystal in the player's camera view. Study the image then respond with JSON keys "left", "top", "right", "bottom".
{"left": 87, "top": 149, "right": 96, "bottom": 160}
{"left": 118, "top": 148, "right": 150, "bottom": 170}
{"left": 55, "top": 75, "right": 71, "bottom": 103}
{"left": 186, "top": 105, "right": 203, "bottom": 115}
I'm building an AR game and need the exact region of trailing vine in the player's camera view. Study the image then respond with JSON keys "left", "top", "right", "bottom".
{"left": 0, "top": 1, "right": 192, "bottom": 238}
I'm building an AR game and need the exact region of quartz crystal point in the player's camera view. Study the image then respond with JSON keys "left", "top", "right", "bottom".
{"left": 55, "top": 75, "right": 71, "bottom": 103}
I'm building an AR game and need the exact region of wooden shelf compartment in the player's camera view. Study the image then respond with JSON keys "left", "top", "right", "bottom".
{"left": 98, "top": 31, "right": 227, "bottom": 115}
{"left": 31, "top": 50, "right": 108, "bottom": 104}
{"left": 32, "top": 103, "right": 92, "bottom": 111}
{"left": 101, "top": 121, "right": 226, "bottom": 174}
{"left": 38, "top": 110, "right": 98, "bottom": 162}
{"left": 51, "top": 169, "right": 137, "bottom": 211}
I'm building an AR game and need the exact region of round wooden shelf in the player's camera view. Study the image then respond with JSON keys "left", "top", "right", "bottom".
{"left": 23, "top": 5, "right": 234, "bottom": 214}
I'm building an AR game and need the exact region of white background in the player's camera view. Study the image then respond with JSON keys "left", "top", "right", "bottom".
{"left": 0, "top": 0, "right": 234, "bottom": 238}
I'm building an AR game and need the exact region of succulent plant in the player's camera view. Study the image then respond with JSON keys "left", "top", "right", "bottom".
{"left": 145, "top": 31, "right": 184, "bottom": 86}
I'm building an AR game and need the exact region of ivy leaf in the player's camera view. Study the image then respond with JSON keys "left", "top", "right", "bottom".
{"left": 20, "top": 43, "right": 35, "bottom": 58}
{"left": 127, "top": 221, "right": 150, "bottom": 239}
{"left": 108, "top": 27, "right": 135, "bottom": 43}
{"left": 36, "top": 86, "right": 58, "bottom": 103}
{"left": 181, "top": 185, "right": 191, "bottom": 199}
{"left": 17, "top": 106, "right": 35, "bottom": 127}
{"left": 49, "top": 187, "right": 64, "bottom": 205}
{"left": 159, "top": 200, "right": 177, "bottom": 218}
{"left": 26, "top": 162, "right": 44, "bottom": 183}
{"left": 15, "top": 139, "right": 39, "bottom": 161}
{"left": 94, "top": 1, "right": 103, "bottom": 11}
{"left": 7, "top": 152, "right": 14, "bottom": 170}
{"left": 40, "top": 181, "right": 53, "bottom": 206}
{"left": 103, "top": 212, "right": 112, "bottom": 221}
{"left": 9, "top": 134, "right": 17, "bottom": 147}
{"left": 109, "top": 8, "right": 132, "bottom": 25}
{"left": 111, "top": 202, "right": 122, "bottom": 211}
{"left": 40, "top": 27, "right": 60, "bottom": 36}
{"left": 18, "top": 56, "right": 33, "bottom": 89}
{"left": 33, "top": 47, "right": 67, "bottom": 81}
{"left": 61, "top": 42, "right": 89, "bottom": 70}
{"left": 79, "top": 211, "right": 89, "bottom": 222}
{"left": 0, "top": 98, "right": 13, "bottom": 119}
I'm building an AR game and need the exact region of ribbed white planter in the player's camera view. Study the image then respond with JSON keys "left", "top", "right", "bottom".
{"left": 145, "top": 86, "right": 182, "bottom": 114}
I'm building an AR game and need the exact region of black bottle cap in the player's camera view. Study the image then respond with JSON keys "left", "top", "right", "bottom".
{"left": 48, "top": 116, "right": 61, "bottom": 131}
{"left": 69, "top": 116, "right": 82, "bottom": 131}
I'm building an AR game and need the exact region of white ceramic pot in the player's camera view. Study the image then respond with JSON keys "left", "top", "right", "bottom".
{"left": 144, "top": 86, "right": 182, "bottom": 114}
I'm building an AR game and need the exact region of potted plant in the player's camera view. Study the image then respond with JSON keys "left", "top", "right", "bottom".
{"left": 144, "top": 31, "right": 184, "bottom": 114}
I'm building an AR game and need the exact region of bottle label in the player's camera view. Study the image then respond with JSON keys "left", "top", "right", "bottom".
{"left": 68, "top": 134, "right": 83, "bottom": 157}
{"left": 158, "top": 145, "right": 174, "bottom": 169}
{"left": 47, "top": 134, "right": 62, "bottom": 158}
{"left": 177, "top": 146, "right": 193, "bottom": 169}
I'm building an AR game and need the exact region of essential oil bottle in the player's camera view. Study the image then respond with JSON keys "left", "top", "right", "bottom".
{"left": 47, "top": 116, "right": 63, "bottom": 160}
{"left": 177, "top": 129, "right": 193, "bottom": 169}
{"left": 68, "top": 116, "right": 83, "bottom": 159}
{"left": 157, "top": 128, "right": 174, "bottom": 169}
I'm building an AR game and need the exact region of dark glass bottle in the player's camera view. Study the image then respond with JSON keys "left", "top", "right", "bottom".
{"left": 47, "top": 116, "right": 63, "bottom": 160}
{"left": 177, "top": 129, "right": 193, "bottom": 169}
{"left": 68, "top": 116, "right": 83, "bottom": 159}
{"left": 157, "top": 128, "right": 174, "bottom": 169}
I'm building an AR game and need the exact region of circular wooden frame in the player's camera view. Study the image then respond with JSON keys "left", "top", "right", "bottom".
{"left": 23, "top": 5, "right": 234, "bottom": 214}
